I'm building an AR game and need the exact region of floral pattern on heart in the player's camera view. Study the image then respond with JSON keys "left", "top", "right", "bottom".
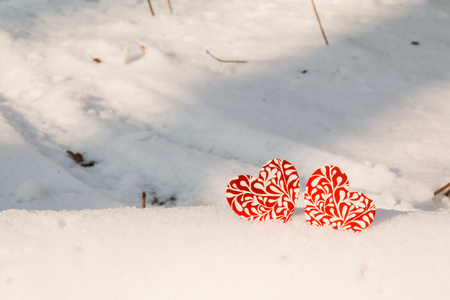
{"left": 226, "top": 159, "right": 300, "bottom": 222}
{"left": 304, "top": 165, "right": 376, "bottom": 232}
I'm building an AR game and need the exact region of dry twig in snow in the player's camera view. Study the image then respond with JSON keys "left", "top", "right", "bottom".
{"left": 434, "top": 182, "right": 450, "bottom": 196}
{"left": 147, "top": 0, "right": 155, "bottom": 16}
{"left": 142, "top": 191, "right": 147, "bottom": 208}
{"left": 205, "top": 50, "right": 247, "bottom": 63}
{"left": 311, "top": 0, "right": 329, "bottom": 46}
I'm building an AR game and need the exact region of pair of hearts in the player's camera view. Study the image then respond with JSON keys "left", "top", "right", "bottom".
{"left": 226, "top": 159, "right": 376, "bottom": 232}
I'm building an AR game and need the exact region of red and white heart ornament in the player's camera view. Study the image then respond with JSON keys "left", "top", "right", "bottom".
{"left": 226, "top": 161, "right": 376, "bottom": 232}
{"left": 226, "top": 158, "right": 300, "bottom": 223}
{"left": 304, "top": 165, "right": 376, "bottom": 232}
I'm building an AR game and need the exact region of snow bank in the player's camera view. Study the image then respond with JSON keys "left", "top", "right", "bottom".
{"left": 1, "top": 207, "right": 450, "bottom": 299}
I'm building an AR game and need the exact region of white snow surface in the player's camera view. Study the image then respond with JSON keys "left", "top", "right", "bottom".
{"left": 0, "top": 0, "right": 449, "bottom": 298}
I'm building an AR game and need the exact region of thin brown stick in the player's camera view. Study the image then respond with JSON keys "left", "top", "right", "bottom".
{"left": 147, "top": 0, "right": 155, "bottom": 16}
{"left": 142, "top": 191, "right": 146, "bottom": 208}
{"left": 205, "top": 49, "right": 247, "bottom": 63}
{"left": 434, "top": 182, "right": 450, "bottom": 196}
{"left": 311, "top": 0, "right": 329, "bottom": 46}
{"left": 167, "top": 0, "right": 173, "bottom": 13}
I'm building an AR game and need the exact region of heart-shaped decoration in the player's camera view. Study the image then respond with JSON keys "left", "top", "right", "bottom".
{"left": 304, "top": 165, "right": 376, "bottom": 232}
{"left": 226, "top": 159, "right": 300, "bottom": 222}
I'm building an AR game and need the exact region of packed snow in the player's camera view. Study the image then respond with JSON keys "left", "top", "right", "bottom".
{"left": 0, "top": 0, "right": 449, "bottom": 298}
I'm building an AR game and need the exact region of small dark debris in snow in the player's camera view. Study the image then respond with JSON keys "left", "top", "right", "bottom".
{"left": 151, "top": 195, "right": 176, "bottom": 206}
{"left": 411, "top": 41, "right": 420, "bottom": 46}
{"left": 142, "top": 190, "right": 177, "bottom": 206}
{"left": 154, "top": 196, "right": 176, "bottom": 206}
{"left": 66, "top": 151, "right": 83, "bottom": 164}
{"left": 66, "top": 150, "right": 97, "bottom": 167}
{"left": 81, "top": 161, "right": 96, "bottom": 167}
{"left": 92, "top": 58, "right": 102, "bottom": 63}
